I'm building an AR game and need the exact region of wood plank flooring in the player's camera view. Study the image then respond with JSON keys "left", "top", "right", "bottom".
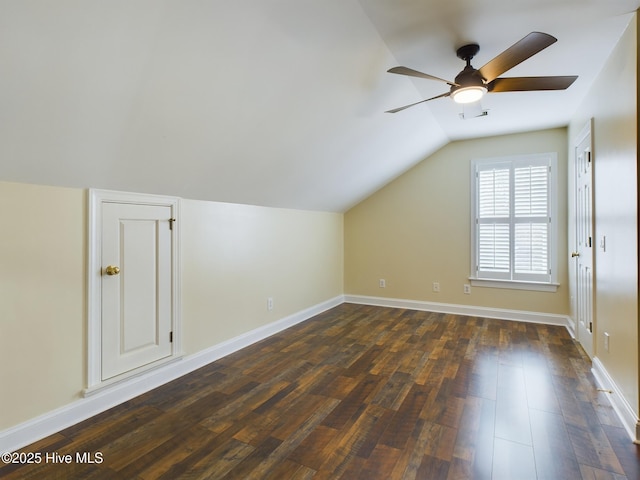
{"left": 3, "top": 303, "right": 639, "bottom": 479}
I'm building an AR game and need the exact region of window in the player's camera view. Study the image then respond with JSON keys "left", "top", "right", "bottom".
{"left": 470, "top": 153, "right": 558, "bottom": 291}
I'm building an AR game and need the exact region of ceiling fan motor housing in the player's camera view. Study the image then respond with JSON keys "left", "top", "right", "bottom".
{"left": 453, "top": 65, "right": 486, "bottom": 89}
{"left": 453, "top": 43, "right": 487, "bottom": 88}
{"left": 451, "top": 66, "right": 487, "bottom": 103}
{"left": 450, "top": 43, "right": 488, "bottom": 103}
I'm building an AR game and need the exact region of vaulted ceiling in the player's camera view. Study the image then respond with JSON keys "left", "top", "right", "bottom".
{"left": 0, "top": 1, "right": 637, "bottom": 211}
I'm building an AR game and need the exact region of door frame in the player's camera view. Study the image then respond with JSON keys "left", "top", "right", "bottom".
{"left": 86, "top": 189, "right": 182, "bottom": 392}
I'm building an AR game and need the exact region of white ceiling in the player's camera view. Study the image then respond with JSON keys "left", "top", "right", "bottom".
{"left": 0, "top": 1, "right": 637, "bottom": 212}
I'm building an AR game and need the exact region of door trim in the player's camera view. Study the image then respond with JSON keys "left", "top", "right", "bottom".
{"left": 87, "top": 189, "right": 182, "bottom": 391}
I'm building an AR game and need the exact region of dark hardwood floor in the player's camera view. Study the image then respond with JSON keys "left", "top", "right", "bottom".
{"left": 3, "top": 303, "right": 639, "bottom": 479}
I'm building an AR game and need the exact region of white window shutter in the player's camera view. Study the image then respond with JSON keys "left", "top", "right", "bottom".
{"left": 514, "top": 223, "right": 548, "bottom": 275}
{"left": 472, "top": 155, "right": 554, "bottom": 284}
{"left": 478, "top": 224, "right": 510, "bottom": 273}
{"left": 478, "top": 169, "right": 510, "bottom": 218}
{"left": 513, "top": 163, "right": 550, "bottom": 281}
{"left": 476, "top": 164, "right": 511, "bottom": 279}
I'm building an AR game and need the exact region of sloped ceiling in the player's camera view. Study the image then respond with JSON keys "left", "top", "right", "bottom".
{"left": 0, "top": 0, "right": 637, "bottom": 212}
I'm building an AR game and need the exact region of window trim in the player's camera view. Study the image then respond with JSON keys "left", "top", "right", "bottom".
{"left": 469, "top": 277, "right": 559, "bottom": 292}
{"left": 470, "top": 153, "right": 558, "bottom": 291}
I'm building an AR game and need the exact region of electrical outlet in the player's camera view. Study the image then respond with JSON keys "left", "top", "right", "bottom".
{"left": 379, "top": 279, "right": 386, "bottom": 288}
{"left": 433, "top": 282, "right": 440, "bottom": 293}
{"left": 463, "top": 284, "right": 471, "bottom": 294}
{"left": 267, "top": 297, "right": 274, "bottom": 311}
{"left": 604, "top": 332, "right": 610, "bottom": 352}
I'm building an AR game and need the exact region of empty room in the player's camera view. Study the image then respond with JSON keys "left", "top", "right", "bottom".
{"left": 1, "top": 1, "right": 639, "bottom": 479}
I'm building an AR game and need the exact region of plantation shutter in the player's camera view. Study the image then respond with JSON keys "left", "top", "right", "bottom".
{"left": 477, "top": 165, "right": 511, "bottom": 279}
{"left": 473, "top": 155, "right": 552, "bottom": 284}
{"left": 513, "top": 162, "right": 550, "bottom": 281}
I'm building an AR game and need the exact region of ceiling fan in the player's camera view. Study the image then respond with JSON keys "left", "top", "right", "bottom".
{"left": 386, "top": 32, "right": 577, "bottom": 113}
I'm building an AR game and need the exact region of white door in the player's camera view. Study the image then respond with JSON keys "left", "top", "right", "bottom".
{"left": 573, "top": 124, "right": 594, "bottom": 357}
{"left": 100, "top": 201, "right": 175, "bottom": 381}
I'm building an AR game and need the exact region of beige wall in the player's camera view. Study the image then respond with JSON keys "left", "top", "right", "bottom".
{"left": 0, "top": 182, "right": 86, "bottom": 432}
{"left": 345, "top": 128, "right": 570, "bottom": 315}
{"left": 0, "top": 181, "right": 343, "bottom": 431}
{"left": 568, "top": 15, "right": 638, "bottom": 415}
{"left": 181, "top": 199, "right": 343, "bottom": 354}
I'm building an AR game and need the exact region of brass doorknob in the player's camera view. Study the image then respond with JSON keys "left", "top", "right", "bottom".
{"left": 105, "top": 265, "right": 120, "bottom": 276}
{"left": 571, "top": 252, "right": 580, "bottom": 258}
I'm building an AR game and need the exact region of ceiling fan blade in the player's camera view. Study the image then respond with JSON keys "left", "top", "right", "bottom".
{"left": 387, "top": 66, "right": 457, "bottom": 86}
{"left": 385, "top": 92, "right": 450, "bottom": 113}
{"left": 489, "top": 76, "right": 578, "bottom": 92}
{"left": 478, "top": 32, "right": 557, "bottom": 83}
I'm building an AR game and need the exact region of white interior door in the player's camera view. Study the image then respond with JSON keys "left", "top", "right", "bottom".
{"left": 101, "top": 201, "right": 174, "bottom": 381}
{"left": 573, "top": 124, "right": 594, "bottom": 358}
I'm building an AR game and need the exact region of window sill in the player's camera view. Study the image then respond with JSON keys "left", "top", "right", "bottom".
{"left": 469, "top": 278, "right": 559, "bottom": 292}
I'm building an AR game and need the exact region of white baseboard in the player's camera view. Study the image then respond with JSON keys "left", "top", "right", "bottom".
{"left": 344, "top": 294, "right": 572, "bottom": 331}
{"left": 592, "top": 357, "right": 640, "bottom": 443}
{"left": 0, "top": 295, "right": 344, "bottom": 454}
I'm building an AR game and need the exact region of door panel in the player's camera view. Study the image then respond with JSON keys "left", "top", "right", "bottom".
{"left": 574, "top": 126, "right": 594, "bottom": 358}
{"left": 101, "top": 203, "right": 173, "bottom": 381}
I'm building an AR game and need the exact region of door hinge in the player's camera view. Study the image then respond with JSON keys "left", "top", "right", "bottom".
{"left": 170, "top": 331, "right": 173, "bottom": 343}
{"left": 589, "top": 322, "right": 593, "bottom": 333}
{"left": 588, "top": 236, "right": 592, "bottom": 248}
{"left": 169, "top": 218, "right": 176, "bottom": 230}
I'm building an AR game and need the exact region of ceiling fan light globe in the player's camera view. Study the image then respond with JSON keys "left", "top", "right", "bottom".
{"left": 452, "top": 86, "right": 487, "bottom": 104}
